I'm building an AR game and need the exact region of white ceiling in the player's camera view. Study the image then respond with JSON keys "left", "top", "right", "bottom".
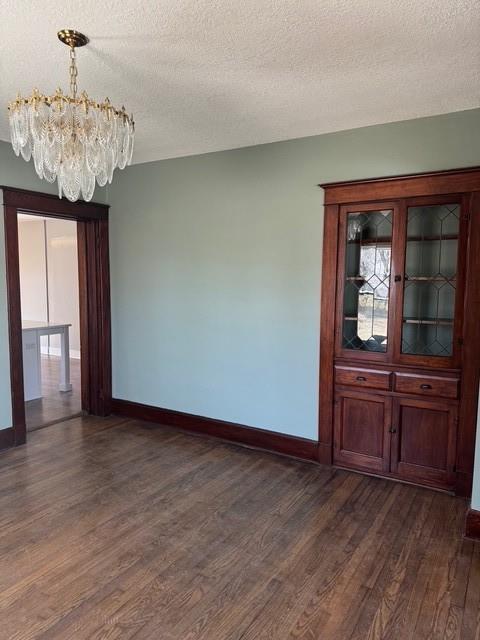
{"left": 1, "top": 0, "right": 479, "bottom": 165}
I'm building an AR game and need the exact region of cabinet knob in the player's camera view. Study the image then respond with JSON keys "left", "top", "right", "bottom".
{"left": 420, "top": 384, "right": 432, "bottom": 390}
{"left": 356, "top": 376, "right": 367, "bottom": 381}
{"left": 394, "top": 275, "right": 402, "bottom": 282}
{"left": 389, "top": 426, "right": 397, "bottom": 434}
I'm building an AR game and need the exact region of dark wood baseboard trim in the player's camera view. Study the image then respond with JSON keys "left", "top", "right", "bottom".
{"left": 317, "top": 441, "right": 333, "bottom": 465}
{"left": 465, "top": 508, "right": 480, "bottom": 540}
{"left": 0, "top": 427, "right": 15, "bottom": 451}
{"left": 112, "top": 398, "right": 318, "bottom": 463}
{"left": 455, "top": 471, "right": 474, "bottom": 498}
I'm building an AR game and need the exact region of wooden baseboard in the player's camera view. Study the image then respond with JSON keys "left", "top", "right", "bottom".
{"left": 465, "top": 508, "right": 480, "bottom": 540}
{"left": 0, "top": 427, "right": 15, "bottom": 451}
{"left": 111, "top": 398, "right": 318, "bottom": 463}
{"left": 455, "top": 471, "right": 474, "bottom": 498}
{"left": 318, "top": 441, "right": 333, "bottom": 465}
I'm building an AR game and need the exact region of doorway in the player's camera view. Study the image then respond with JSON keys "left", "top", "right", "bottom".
{"left": 3, "top": 187, "right": 111, "bottom": 446}
{"left": 18, "top": 213, "right": 82, "bottom": 430}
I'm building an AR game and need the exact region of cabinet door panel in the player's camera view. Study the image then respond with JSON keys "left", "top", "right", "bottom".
{"left": 334, "top": 390, "right": 391, "bottom": 473}
{"left": 335, "top": 203, "right": 399, "bottom": 362}
{"left": 391, "top": 397, "right": 457, "bottom": 489}
{"left": 393, "top": 195, "right": 469, "bottom": 369}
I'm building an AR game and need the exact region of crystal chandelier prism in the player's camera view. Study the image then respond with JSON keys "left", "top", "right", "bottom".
{"left": 7, "top": 29, "right": 135, "bottom": 202}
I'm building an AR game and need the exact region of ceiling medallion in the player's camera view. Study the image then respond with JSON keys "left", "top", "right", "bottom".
{"left": 7, "top": 29, "right": 135, "bottom": 202}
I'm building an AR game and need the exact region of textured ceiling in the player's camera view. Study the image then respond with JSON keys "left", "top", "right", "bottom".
{"left": 1, "top": 0, "right": 479, "bottom": 164}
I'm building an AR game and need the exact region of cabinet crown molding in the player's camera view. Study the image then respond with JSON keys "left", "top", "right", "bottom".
{"left": 319, "top": 166, "right": 480, "bottom": 204}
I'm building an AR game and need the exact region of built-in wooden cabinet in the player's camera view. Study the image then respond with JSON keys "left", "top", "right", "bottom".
{"left": 319, "top": 169, "right": 480, "bottom": 495}
{"left": 334, "top": 387, "right": 457, "bottom": 490}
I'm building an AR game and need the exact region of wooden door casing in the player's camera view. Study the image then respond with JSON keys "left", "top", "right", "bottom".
{"left": 2, "top": 187, "right": 111, "bottom": 447}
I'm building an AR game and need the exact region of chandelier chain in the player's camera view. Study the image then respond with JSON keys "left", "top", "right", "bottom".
{"left": 69, "top": 46, "right": 78, "bottom": 100}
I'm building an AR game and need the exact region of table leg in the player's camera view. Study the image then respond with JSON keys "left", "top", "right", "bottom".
{"left": 59, "top": 326, "right": 73, "bottom": 392}
{"left": 22, "top": 329, "right": 43, "bottom": 401}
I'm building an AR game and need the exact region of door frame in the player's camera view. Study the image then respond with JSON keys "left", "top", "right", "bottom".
{"left": 318, "top": 166, "right": 480, "bottom": 496}
{"left": 2, "top": 186, "right": 111, "bottom": 446}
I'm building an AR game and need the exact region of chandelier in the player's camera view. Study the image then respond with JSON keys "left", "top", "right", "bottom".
{"left": 7, "top": 30, "right": 135, "bottom": 202}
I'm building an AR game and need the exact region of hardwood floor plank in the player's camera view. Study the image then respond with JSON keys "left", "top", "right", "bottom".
{"left": 238, "top": 479, "right": 393, "bottom": 640}
{"left": 0, "top": 415, "right": 478, "bottom": 640}
{"left": 135, "top": 469, "right": 350, "bottom": 640}
{"left": 461, "top": 543, "right": 480, "bottom": 639}
{"left": 302, "top": 484, "right": 418, "bottom": 640}
{"left": 2, "top": 442, "right": 253, "bottom": 637}
{"left": 43, "top": 454, "right": 319, "bottom": 639}
{"left": 410, "top": 495, "right": 465, "bottom": 639}
{"left": 25, "top": 355, "right": 82, "bottom": 431}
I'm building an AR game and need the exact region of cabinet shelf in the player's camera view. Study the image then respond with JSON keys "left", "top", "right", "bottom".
{"left": 406, "top": 276, "right": 456, "bottom": 282}
{"left": 403, "top": 317, "right": 454, "bottom": 326}
{"left": 347, "top": 237, "right": 391, "bottom": 245}
{"left": 406, "top": 234, "right": 458, "bottom": 242}
{"left": 347, "top": 234, "right": 458, "bottom": 245}
{"left": 345, "top": 316, "right": 454, "bottom": 326}
{"left": 346, "top": 276, "right": 456, "bottom": 283}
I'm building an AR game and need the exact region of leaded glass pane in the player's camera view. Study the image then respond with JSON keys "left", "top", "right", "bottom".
{"left": 342, "top": 210, "right": 392, "bottom": 352}
{"left": 401, "top": 204, "right": 460, "bottom": 357}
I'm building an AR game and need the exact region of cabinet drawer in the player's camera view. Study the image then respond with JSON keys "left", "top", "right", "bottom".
{"left": 394, "top": 373, "right": 459, "bottom": 399}
{"left": 335, "top": 366, "right": 391, "bottom": 391}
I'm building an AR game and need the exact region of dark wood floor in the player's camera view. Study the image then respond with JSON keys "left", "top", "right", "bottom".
{"left": 0, "top": 415, "right": 479, "bottom": 639}
{"left": 25, "top": 355, "right": 82, "bottom": 431}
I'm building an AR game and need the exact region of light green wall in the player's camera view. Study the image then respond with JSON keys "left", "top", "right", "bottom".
{"left": 0, "top": 141, "right": 106, "bottom": 429}
{"left": 0, "top": 143, "right": 58, "bottom": 429}
{"left": 109, "top": 108, "right": 480, "bottom": 442}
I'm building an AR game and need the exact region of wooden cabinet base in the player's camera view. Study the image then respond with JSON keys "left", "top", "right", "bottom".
{"left": 333, "top": 463, "right": 456, "bottom": 493}
{"left": 333, "top": 387, "right": 457, "bottom": 491}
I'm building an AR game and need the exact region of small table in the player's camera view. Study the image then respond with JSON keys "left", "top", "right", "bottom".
{"left": 22, "top": 321, "right": 72, "bottom": 401}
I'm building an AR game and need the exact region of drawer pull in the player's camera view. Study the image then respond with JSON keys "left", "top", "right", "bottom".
{"left": 356, "top": 376, "right": 367, "bottom": 381}
{"left": 420, "top": 383, "right": 432, "bottom": 390}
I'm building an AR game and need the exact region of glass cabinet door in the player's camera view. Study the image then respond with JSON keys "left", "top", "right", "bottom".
{"left": 341, "top": 209, "right": 393, "bottom": 353}
{"left": 401, "top": 203, "right": 460, "bottom": 358}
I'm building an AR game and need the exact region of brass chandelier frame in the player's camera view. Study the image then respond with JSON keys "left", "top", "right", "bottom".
{"left": 7, "top": 29, "right": 134, "bottom": 130}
